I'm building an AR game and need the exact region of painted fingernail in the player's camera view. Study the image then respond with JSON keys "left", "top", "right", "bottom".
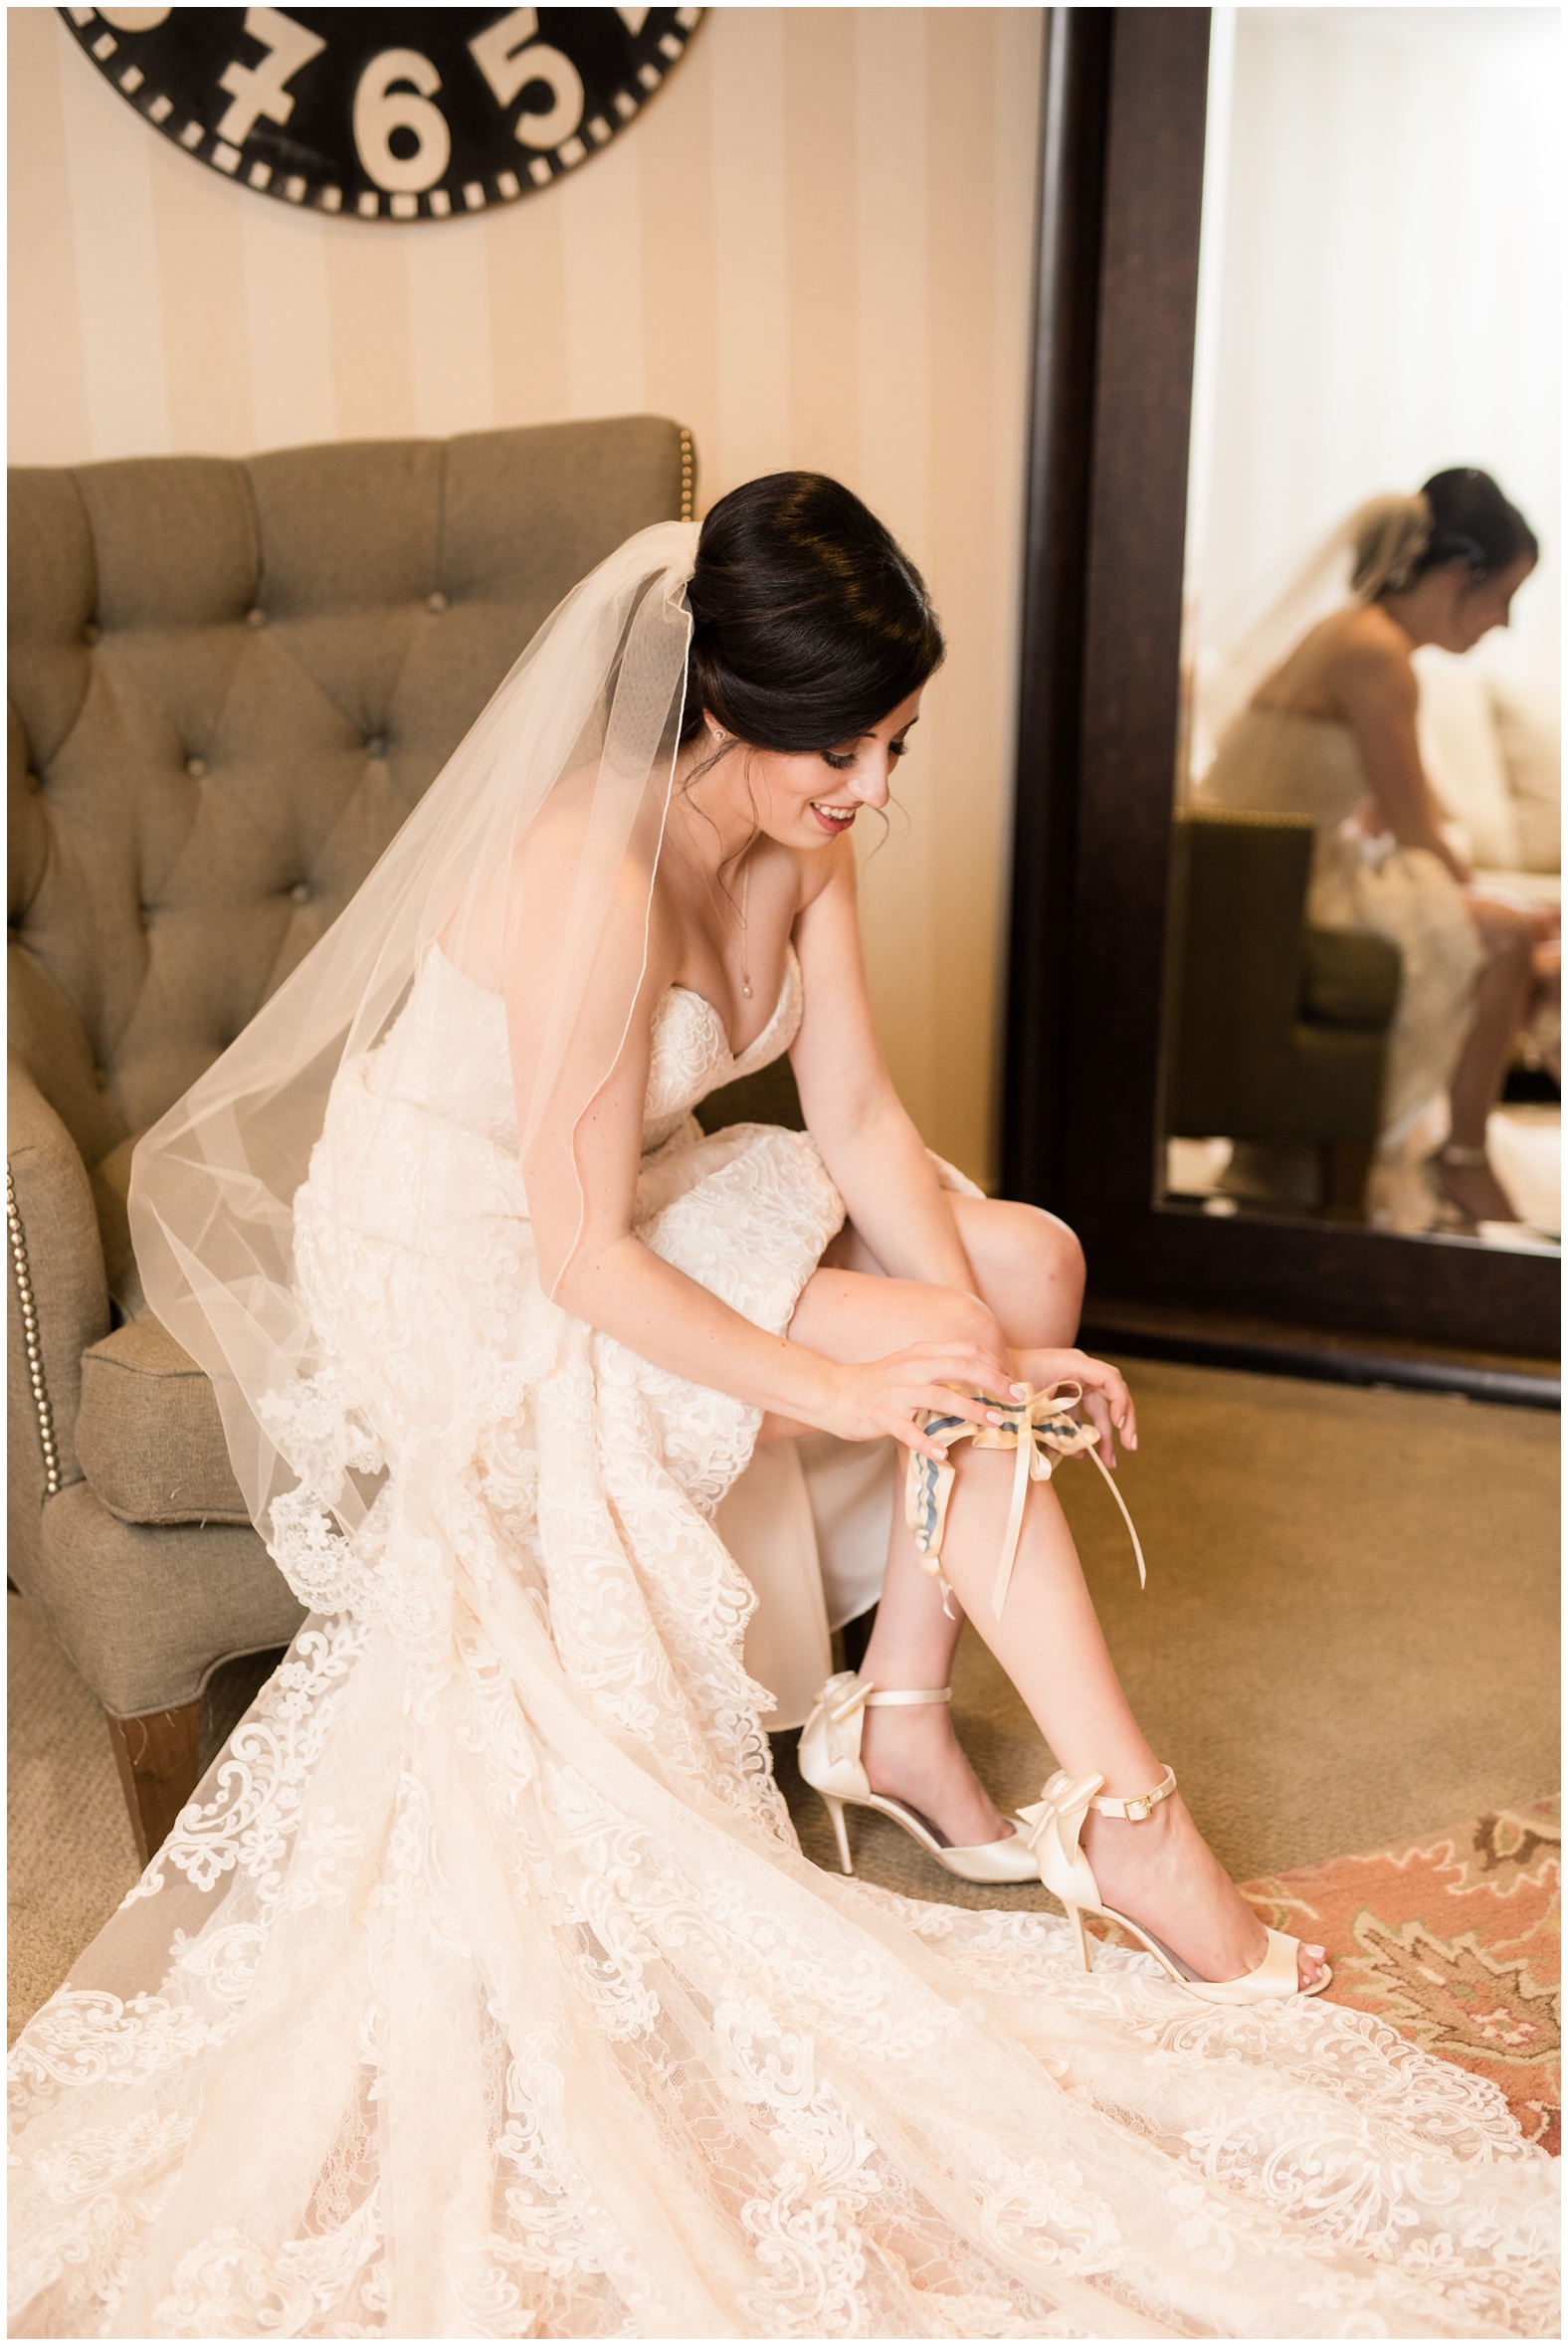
{"left": 986, "top": 1409, "right": 1004, "bottom": 1423}
{"left": 1011, "top": 1383, "right": 1029, "bottom": 1399}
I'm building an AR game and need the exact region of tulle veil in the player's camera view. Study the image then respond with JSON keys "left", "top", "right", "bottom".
{"left": 129, "top": 519, "right": 701, "bottom": 1579}
{"left": 1183, "top": 490, "right": 1434, "bottom": 786}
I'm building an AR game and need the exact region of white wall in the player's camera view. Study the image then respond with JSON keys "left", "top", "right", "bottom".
{"left": 1186, "top": 4, "right": 1560, "bottom": 750}
{"left": 7, "top": 6, "right": 1045, "bottom": 1187}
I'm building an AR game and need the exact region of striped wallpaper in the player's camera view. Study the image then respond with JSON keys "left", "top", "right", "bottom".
{"left": 8, "top": 6, "right": 1045, "bottom": 1188}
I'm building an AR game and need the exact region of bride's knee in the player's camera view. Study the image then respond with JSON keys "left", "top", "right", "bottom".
{"left": 1020, "top": 1203, "right": 1085, "bottom": 1302}
{"left": 965, "top": 1198, "right": 1084, "bottom": 1335}
{"left": 1473, "top": 902, "right": 1536, "bottom": 972}
{"left": 916, "top": 1282, "right": 1011, "bottom": 1366}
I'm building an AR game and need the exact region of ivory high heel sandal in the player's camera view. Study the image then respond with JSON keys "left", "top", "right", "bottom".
{"left": 798, "top": 1672, "right": 1041, "bottom": 1884}
{"left": 1020, "top": 1766, "right": 1331, "bottom": 2005}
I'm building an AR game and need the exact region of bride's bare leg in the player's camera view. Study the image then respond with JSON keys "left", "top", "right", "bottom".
{"left": 863, "top": 1200, "right": 1083, "bottom": 1842}
{"left": 784, "top": 1258, "right": 1326, "bottom": 1988}
{"left": 1440, "top": 897, "right": 1536, "bottom": 1221}
{"left": 911, "top": 1457, "right": 1323, "bottom": 1986}
{"left": 808, "top": 1200, "right": 1085, "bottom": 1851}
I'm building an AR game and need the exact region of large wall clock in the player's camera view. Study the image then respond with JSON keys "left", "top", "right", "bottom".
{"left": 61, "top": 6, "right": 703, "bottom": 221}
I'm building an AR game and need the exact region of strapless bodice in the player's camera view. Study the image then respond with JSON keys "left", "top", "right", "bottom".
{"left": 377, "top": 940, "right": 803, "bottom": 1155}
{"left": 1199, "top": 705, "right": 1370, "bottom": 831}
{"left": 643, "top": 949, "right": 804, "bottom": 1148}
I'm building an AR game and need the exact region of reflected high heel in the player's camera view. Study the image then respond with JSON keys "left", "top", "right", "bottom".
{"left": 797, "top": 1672, "right": 1040, "bottom": 1884}
{"left": 1020, "top": 1766, "right": 1331, "bottom": 2004}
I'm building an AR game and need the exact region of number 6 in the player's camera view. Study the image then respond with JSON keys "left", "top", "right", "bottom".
{"left": 353, "top": 49, "right": 452, "bottom": 194}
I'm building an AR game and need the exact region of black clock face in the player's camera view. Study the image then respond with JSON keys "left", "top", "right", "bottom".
{"left": 61, "top": 6, "right": 703, "bottom": 221}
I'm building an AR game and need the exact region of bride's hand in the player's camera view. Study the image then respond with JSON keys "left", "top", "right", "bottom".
{"left": 824, "top": 1340, "right": 1021, "bottom": 1462}
{"left": 1011, "top": 1347, "right": 1137, "bottom": 1469}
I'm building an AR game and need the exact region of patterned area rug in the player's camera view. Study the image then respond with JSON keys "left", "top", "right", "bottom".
{"left": 1243, "top": 1797, "right": 1561, "bottom": 2151}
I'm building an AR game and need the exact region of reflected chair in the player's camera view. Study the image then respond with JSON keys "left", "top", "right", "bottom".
{"left": 1163, "top": 807, "right": 1402, "bottom": 1212}
{"left": 8, "top": 417, "right": 691, "bottom": 1858}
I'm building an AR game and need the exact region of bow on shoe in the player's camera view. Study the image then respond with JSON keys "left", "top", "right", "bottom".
{"left": 797, "top": 1669, "right": 876, "bottom": 1796}
{"left": 903, "top": 1381, "right": 1147, "bottom": 1619}
{"left": 1016, "top": 1767, "right": 1105, "bottom": 1907}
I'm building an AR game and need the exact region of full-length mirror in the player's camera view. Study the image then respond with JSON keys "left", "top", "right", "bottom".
{"left": 1162, "top": 7, "right": 1560, "bottom": 1261}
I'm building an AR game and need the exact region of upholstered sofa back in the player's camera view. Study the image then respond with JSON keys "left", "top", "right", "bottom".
{"left": 10, "top": 417, "right": 687, "bottom": 1298}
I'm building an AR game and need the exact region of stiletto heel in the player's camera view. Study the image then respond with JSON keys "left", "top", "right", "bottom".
{"left": 798, "top": 1673, "right": 1040, "bottom": 1884}
{"left": 822, "top": 1791, "right": 853, "bottom": 1876}
{"left": 1019, "top": 1767, "right": 1331, "bottom": 2005}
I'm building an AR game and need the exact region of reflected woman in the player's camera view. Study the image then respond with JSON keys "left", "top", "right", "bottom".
{"left": 1200, "top": 469, "right": 1550, "bottom": 1229}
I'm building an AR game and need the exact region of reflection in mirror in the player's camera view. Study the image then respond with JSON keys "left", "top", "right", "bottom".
{"left": 1163, "top": 7, "right": 1560, "bottom": 1262}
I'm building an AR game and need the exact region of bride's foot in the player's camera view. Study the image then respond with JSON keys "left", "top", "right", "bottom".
{"left": 1081, "top": 1795, "right": 1327, "bottom": 1992}
{"left": 859, "top": 1699, "right": 1016, "bottom": 1851}
{"left": 1434, "top": 1148, "right": 1516, "bottom": 1225}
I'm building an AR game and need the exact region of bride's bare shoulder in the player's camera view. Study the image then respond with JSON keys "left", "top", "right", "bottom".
{"left": 1257, "top": 604, "right": 1413, "bottom": 717}
{"left": 448, "top": 767, "right": 676, "bottom": 993}
{"left": 1319, "top": 603, "right": 1417, "bottom": 704}
{"left": 504, "top": 767, "right": 662, "bottom": 894}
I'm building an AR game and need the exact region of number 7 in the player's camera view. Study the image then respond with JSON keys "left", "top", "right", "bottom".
{"left": 216, "top": 6, "right": 325, "bottom": 146}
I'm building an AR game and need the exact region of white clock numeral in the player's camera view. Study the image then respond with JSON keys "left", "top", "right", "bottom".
{"left": 216, "top": 8, "right": 325, "bottom": 147}
{"left": 98, "top": 9, "right": 172, "bottom": 29}
{"left": 615, "top": 8, "right": 650, "bottom": 31}
{"left": 467, "top": 9, "right": 542, "bottom": 105}
{"left": 469, "top": 8, "right": 586, "bottom": 151}
{"left": 353, "top": 50, "right": 452, "bottom": 194}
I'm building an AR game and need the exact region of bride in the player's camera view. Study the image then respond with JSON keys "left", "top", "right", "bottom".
{"left": 9, "top": 477, "right": 1556, "bottom": 2338}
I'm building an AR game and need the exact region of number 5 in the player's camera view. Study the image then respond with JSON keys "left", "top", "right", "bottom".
{"left": 469, "top": 7, "right": 585, "bottom": 150}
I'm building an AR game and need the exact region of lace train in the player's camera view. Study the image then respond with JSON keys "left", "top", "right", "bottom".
{"left": 10, "top": 1599, "right": 1557, "bottom": 2337}
{"left": 10, "top": 951, "right": 1557, "bottom": 2337}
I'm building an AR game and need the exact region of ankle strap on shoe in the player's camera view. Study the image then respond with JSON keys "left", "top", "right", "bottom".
{"left": 1089, "top": 1765, "right": 1176, "bottom": 1823}
{"left": 1437, "top": 1142, "right": 1489, "bottom": 1168}
{"left": 824, "top": 1679, "right": 951, "bottom": 1723}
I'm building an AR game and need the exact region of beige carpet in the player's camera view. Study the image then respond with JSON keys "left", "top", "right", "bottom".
{"left": 10, "top": 1359, "right": 1559, "bottom": 2037}
{"left": 782, "top": 1358, "right": 1559, "bottom": 1905}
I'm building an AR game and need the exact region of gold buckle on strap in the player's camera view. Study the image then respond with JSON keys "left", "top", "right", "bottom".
{"left": 1089, "top": 1765, "right": 1176, "bottom": 1823}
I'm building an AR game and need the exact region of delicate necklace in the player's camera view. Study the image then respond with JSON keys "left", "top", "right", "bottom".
{"left": 737, "top": 852, "right": 753, "bottom": 1000}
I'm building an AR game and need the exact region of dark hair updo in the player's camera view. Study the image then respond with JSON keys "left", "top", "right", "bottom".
{"left": 1415, "top": 468, "right": 1538, "bottom": 584}
{"left": 682, "top": 473, "right": 944, "bottom": 750}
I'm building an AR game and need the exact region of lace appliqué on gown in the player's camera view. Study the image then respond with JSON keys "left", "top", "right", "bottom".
{"left": 10, "top": 946, "right": 1558, "bottom": 2338}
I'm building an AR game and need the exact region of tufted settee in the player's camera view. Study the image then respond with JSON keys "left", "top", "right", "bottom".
{"left": 9, "top": 416, "right": 694, "bottom": 1858}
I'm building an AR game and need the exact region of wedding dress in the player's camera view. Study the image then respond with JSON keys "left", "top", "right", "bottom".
{"left": 10, "top": 523, "right": 1556, "bottom": 2337}
{"left": 9, "top": 936, "right": 1559, "bottom": 2338}
{"left": 1200, "top": 706, "right": 1482, "bottom": 1140}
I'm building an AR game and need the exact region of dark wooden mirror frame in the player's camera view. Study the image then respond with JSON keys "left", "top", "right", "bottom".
{"left": 1003, "top": 5, "right": 1559, "bottom": 1365}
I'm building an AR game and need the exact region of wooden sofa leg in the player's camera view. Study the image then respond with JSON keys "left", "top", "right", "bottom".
{"left": 105, "top": 1703, "right": 200, "bottom": 1867}
{"left": 1320, "top": 1139, "right": 1375, "bottom": 1220}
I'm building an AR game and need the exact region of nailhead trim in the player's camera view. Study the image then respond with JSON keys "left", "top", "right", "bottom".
{"left": 679, "top": 427, "right": 695, "bottom": 523}
{"left": 7, "top": 1168, "right": 61, "bottom": 1495}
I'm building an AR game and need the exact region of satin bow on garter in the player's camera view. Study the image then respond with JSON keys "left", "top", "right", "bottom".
{"left": 903, "top": 1382, "right": 1147, "bottom": 1620}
